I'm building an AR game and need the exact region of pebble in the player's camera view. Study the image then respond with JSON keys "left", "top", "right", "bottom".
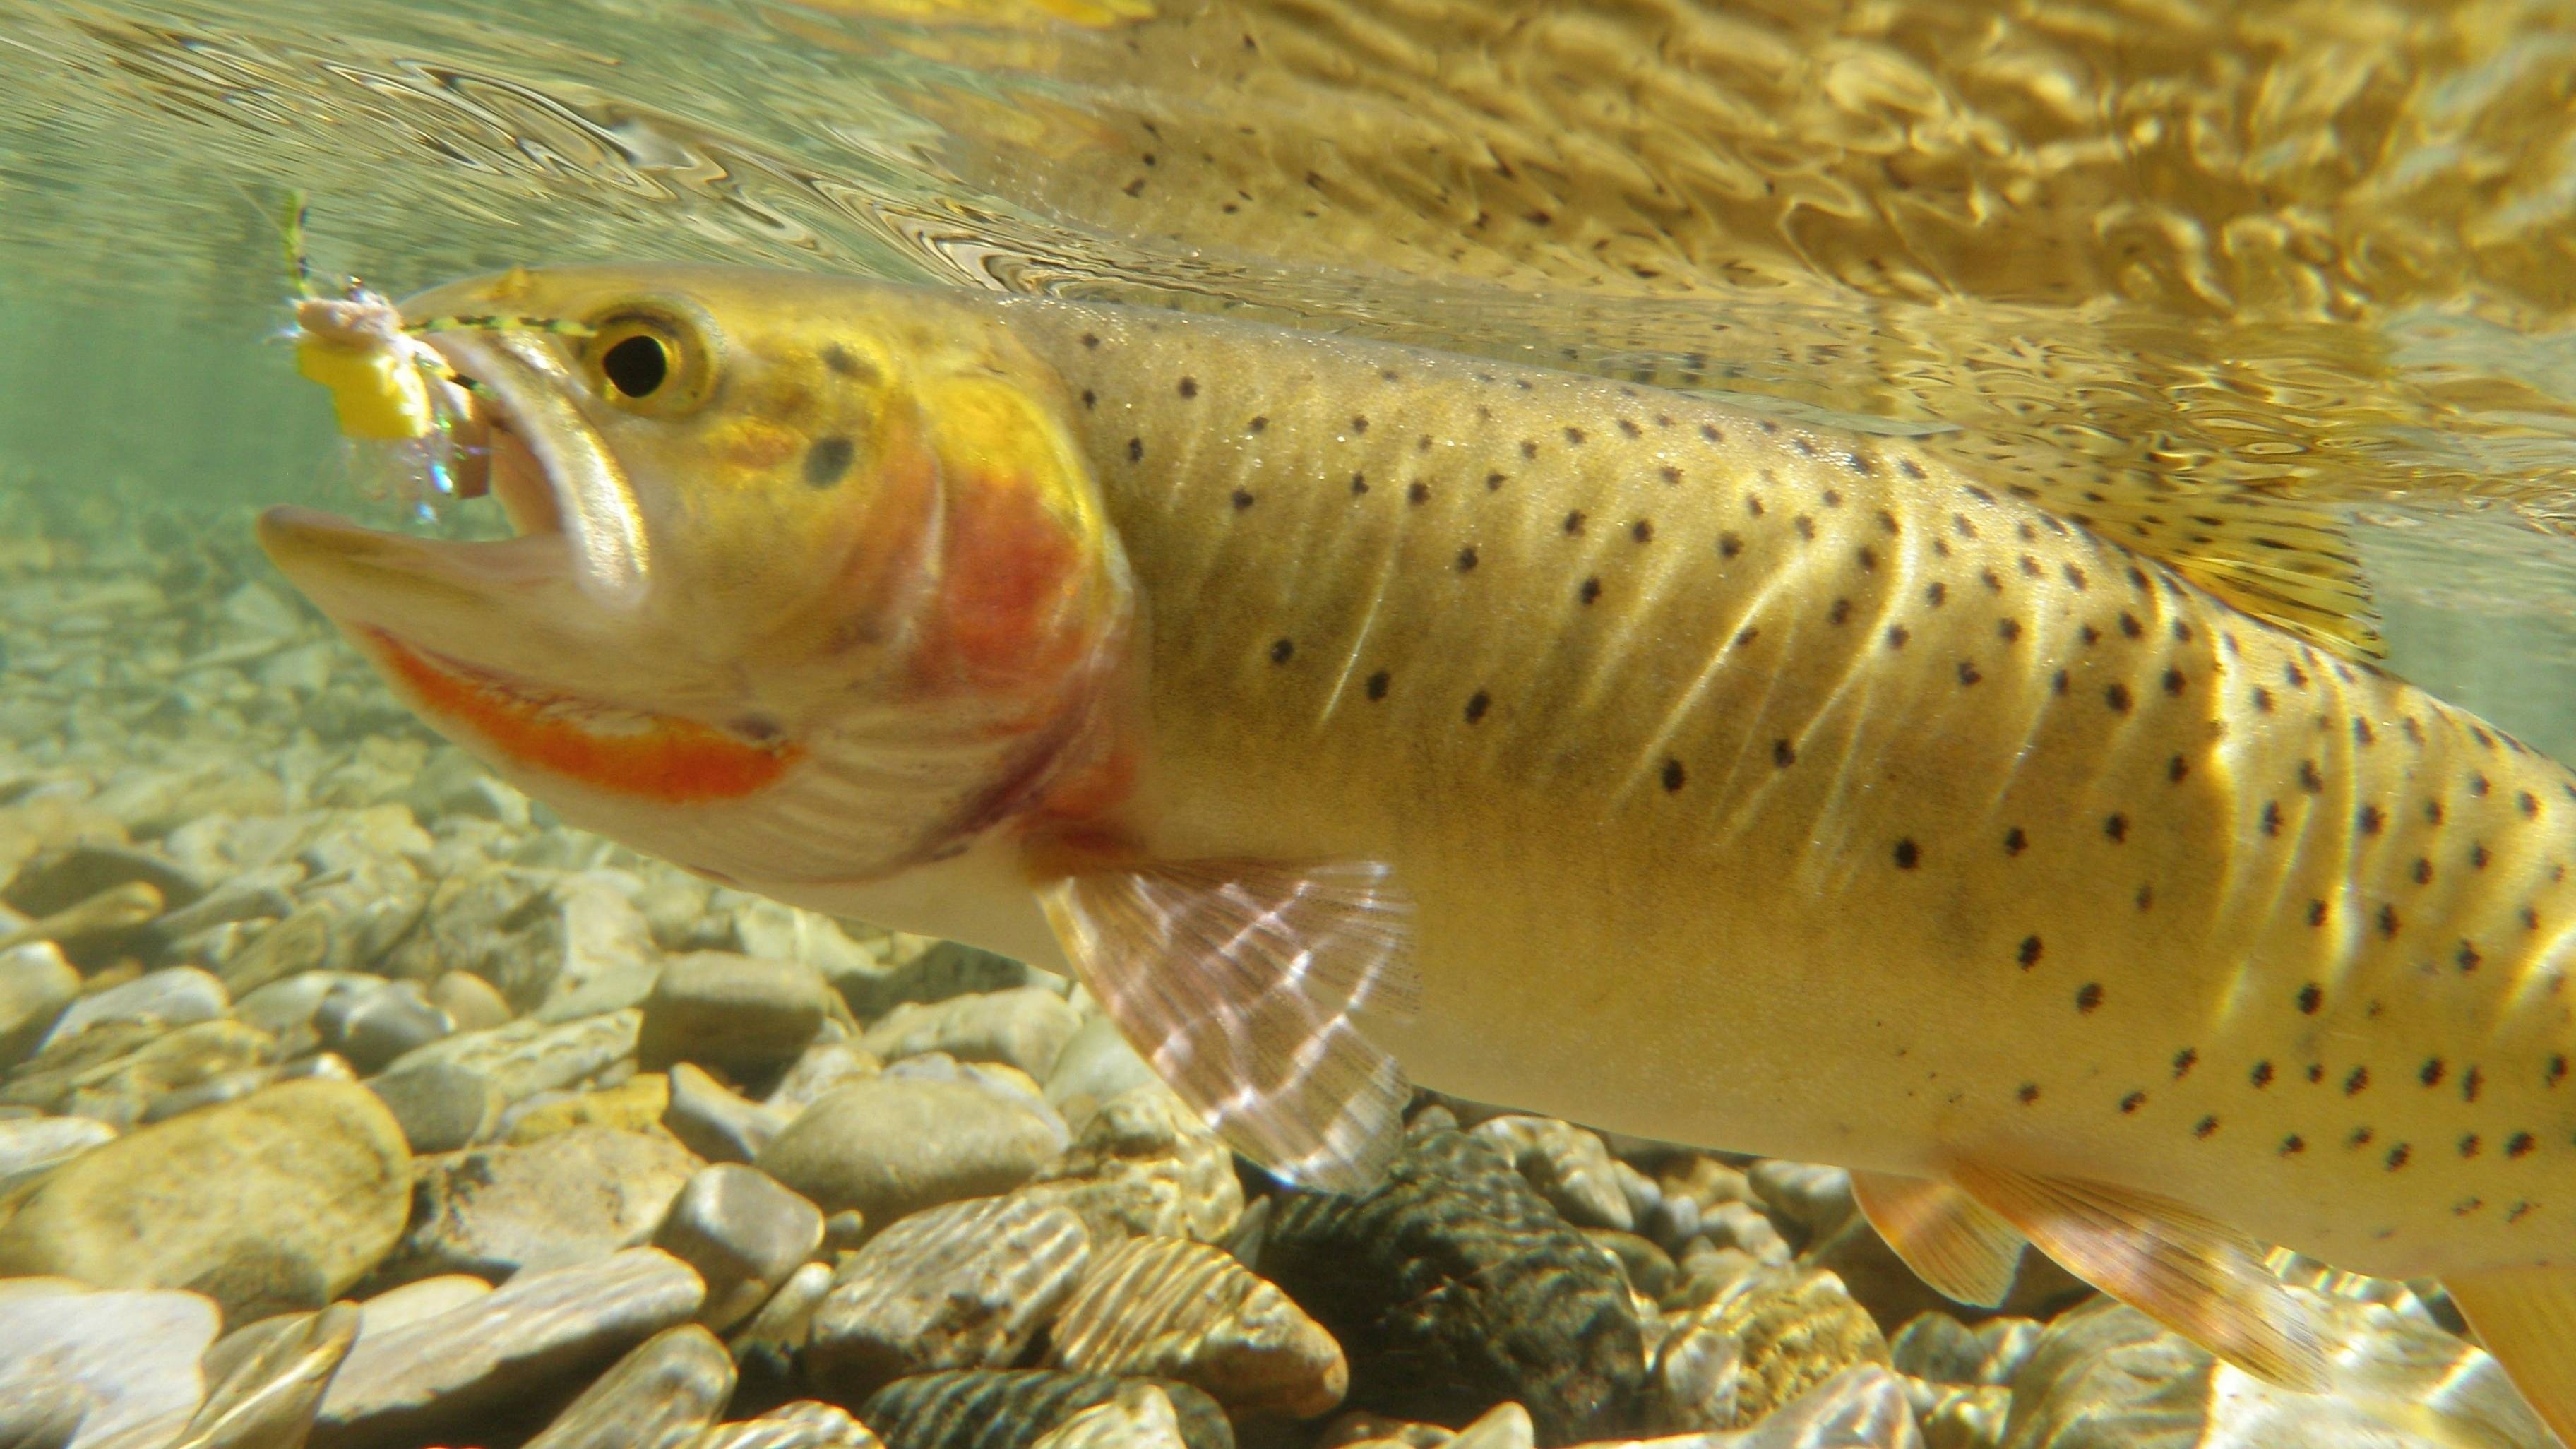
{"left": 1745, "top": 1163, "right": 1856, "bottom": 1247}
{"left": 314, "top": 977, "right": 451, "bottom": 1073}
{"left": 146, "top": 880, "right": 294, "bottom": 946}
{"left": 4, "top": 879, "right": 165, "bottom": 957}
{"left": 366, "top": 1060, "right": 507, "bottom": 1154}
{"left": 1684, "top": 1267, "right": 1890, "bottom": 1428}
{"left": 139, "top": 1063, "right": 284, "bottom": 1123}
{"left": 833, "top": 938, "right": 1052, "bottom": 1021}
{"left": 49, "top": 1018, "right": 279, "bottom": 1128}
{"left": 386, "top": 1124, "right": 701, "bottom": 1282}
{"left": 638, "top": 950, "right": 830, "bottom": 1075}
{"left": 0, "top": 1109, "right": 115, "bottom": 1197}
{"left": 166, "top": 1300, "right": 359, "bottom": 1449}
{"left": 228, "top": 970, "right": 371, "bottom": 1039}
{"left": 429, "top": 968, "right": 513, "bottom": 1032}
{"left": 1471, "top": 1115, "right": 1635, "bottom": 1231}
{"left": 1646, "top": 1308, "right": 1742, "bottom": 1433}
{"left": 0, "top": 1078, "right": 410, "bottom": 1323}
{"left": 650, "top": 1163, "right": 825, "bottom": 1332}
{"left": 215, "top": 908, "right": 335, "bottom": 998}
{"left": 663, "top": 1061, "right": 792, "bottom": 1163}
{"left": 1889, "top": 1312, "right": 1986, "bottom": 1386}
{"left": 861, "top": 1371, "right": 1235, "bottom": 1449}
{"left": 882, "top": 1051, "right": 1066, "bottom": 1145}
{"left": 504, "top": 1073, "right": 672, "bottom": 1144}
{"left": 857, "top": 986, "right": 1082, "bottom": 1080}
{"left": 312, "top": 1247, "right": 706, "bottom": 1449}
{"left": 1050, "top": 1234, "right": 1347, "bottom": 1417}
{"left": 4, "top": 840, "right": 206, "bottom": 917}
{"left": 1698, "top": 1365, "right": 1922, "bottom": 1449}
{"left": 806, "top": 1194, "right": 1091, "bottom": 1397}
{"left": 728, "top": 1258, "right": 835, "bottom": 1391}
{"left": 1040, "top": 1013, "right": 1159, "bottom": 1128}
{"left": 1259, "top": 1123, "right": 1642, "bottom": 1443}
{"left": 0, "top": 1280, "right": 218, "bottom": 1449}
{"left": 1014, "top": 1085, "right": 1242, "bottom": 1246}
{"left": 753, "top": 1075, "right": 1062, "bottom": 1224}
{"left": 519, "top": 1324, "right": 736, "bottom": 1449}
{"left": 40, "top": 965, "right": 228, "bottom": 1051}
{"left": 689, "top": 1402, "right": 887, "bottom": 1449}
{"left": 763, "top": 1039, "right": 883, "bottom": 1113}
{"left": 381, "top": 1008, "right": 642, "bottom": 1104}
{"left": 356, "top": 1274, "right": 495, "bottom": 1338}
{"left": 1997, "top": 1290, "right": 2551, "bottom": 1449}
{"left": 1447, "top": 1402, "right": 1534, "bottom": 1449}
{"left": 1027, "top": 1382, "right": 1192, "bottom": 1449}
{"left": 533, "top": 873, "right": 665, "bottom": 1022}
{"left": 0, "top": 938, "right": 77, "bottom": 1064}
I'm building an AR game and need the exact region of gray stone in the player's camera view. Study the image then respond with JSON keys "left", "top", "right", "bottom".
{"left": 140, "top": 1064, "right": 283, "bottom": 1124}
{"left": 754, "top": 1076, "right": 1061, "bottom": 1224}
{"left": 429, "top": 970, "right": 512, "bottom": 1032}
{"left": 167, "top": 1301, "right": 359, "bottom": 1449}
{"left": 0, "top": 938, "right": 78, "bottom": 1065}
{"left": 354, "top": 1275, "right": 494, "bottom": 1339}
{"left": 687, "top": 1402, "right": 885, "bottom": 1449}
{"left": 1258, "top": 1124, "right": 1642, "bottom": 1444}
{"left": 381, "top": 1008, "right": 640, "bottom": 1104}
{"left": 312, "top": 1248, "right": 705, "bottom": 1449}
{"left": 1996, "top": 1290, "right": 2551, "bottom": 1449}
{"left": 1027, "top": 1383, "right": 1191, "bottom": 1449}
{"left": 1891, "top": 1312, "right": 1988, "bottom": 1386}
{"left": 5, "top": 842, "right": 207, "bottom": 917}
{"left": 0, "top": 1079, "right": 411, "bottom": 1323}
{"left": 367, "top": 1061, "right": 506, "bottom": 1154}
{"left": 638, "top": 952, "right": 830, "bottom": 1076}
{"left": 762, "top": 1039, "right": 881, "bottom": 1114}
{"left": 664, "top": 1063, "right": 792, "bottom": 1164}
{"left": 217, "top": 909, "right": 335, "bottom": 998}
{"left": 1683, "top": 1267, "right": 1890, "bottom": 1428}
{"left": 827, "top": 937, "right": 1051, "bottom": 1021}
{"left": 727, "top": 1259, "right": 834, "bottom": 1391}
{"left": 388, "top": 1125, "right": 701, "bottom": 1282}
{"left": 147, "top": 883, "right": 295, "bottom": 948}
{"left": 1470, "top": 1115, "right": 1635, "bottom": 1231}
{"left": 18, "top": 1018, "right": 279, "bottom": 1128}
{"left": 403, "top": 748, "right": 530, "bottom": 828}
{"left": 314, "top": 978, "right": 451, "bottom": 1074}
{"left": 857, "top": 986, "right": 1081, "bottom": 1080}
{"left": 520, "top": 1324, "right": 734, "bottom": 1449}
{"left": 1700, "top": 1366, "right": 1922, "bottom": 1448}
{"left": 651, "top": 1164, "right": 825, "bottom": 1332}
{"left": 1747, "top": 1162, "right": 1858, "bottom": 1246}
{"left": 1015, "top": 1085, "right": 1243, "bottom": 1247}
{"left": 0, "top": 1113, "right": 117, "bottom": 1197}
{"left": 807, "top": 1195, "right": 1090, "bottom": 1399}
{"left": 1647, "top": 1308, "right": 1743, "bottom": 1433}
{"left": 41, "top": 965, "right": 228, "bottom": 1051}
{"left": 881, "top": 1053, "right": 1068, "bottom": 1150}
{"left": 860, "top": 1371, "right": 1234, "bottom": 1449}
{"left": 1048, "top": 1235, "right": 1347, "bottom": 1417}
{"left": 0, "top": 1281, "right": 218, "bottom": 1449}
{"left": 229, "top": 971, "right": 374, "bottom": 1038}
{"left": 533, "top": 874, "right": 664, "bottom": 1022}
{"left": 1041, "top": 1013, "right": 1159, "bottom": 1128}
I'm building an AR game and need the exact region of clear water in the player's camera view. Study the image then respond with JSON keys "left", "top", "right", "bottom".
{"left": 8, "top": 0, "right": 2576, "bottom": 1441}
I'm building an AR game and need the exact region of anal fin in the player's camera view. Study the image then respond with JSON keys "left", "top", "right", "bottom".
{"left": 1947, "top": 1158, "right": 2332, "bottom": 1391}
{"left": 1037, "top": 857, "right": 1420, "bottom": 1192}
{"left": 1851, "top": 1170, "right": 2027, "bottom": 1308}
{"left": 2446, "top": 1266, "right": 2576, "bottom": 1448}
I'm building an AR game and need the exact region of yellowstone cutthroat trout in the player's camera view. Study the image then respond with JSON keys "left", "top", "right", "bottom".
{"left": 261, "top": 264, "right": 2576, "bottom": 1436}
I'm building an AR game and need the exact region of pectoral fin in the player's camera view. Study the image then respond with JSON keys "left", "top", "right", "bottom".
{"left": 1037, "top": 857, "right": 1420, "bottom": 1191}
{"left": 1946, "top": 1158, "right": 2331, "bottom": 1391}
{"left": 1850, "top": 1170, "right": 2027, "bottom": 1308}
{"left": 2444, "top": 1267, "right": 2576, "bottom": 1448}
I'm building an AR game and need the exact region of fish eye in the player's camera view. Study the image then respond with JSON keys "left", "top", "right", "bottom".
{"left": 602, "top": 334, "right": 668, "bottom": 398}
{"left": 583, "top": 308, "right": 710, "bottom": 414}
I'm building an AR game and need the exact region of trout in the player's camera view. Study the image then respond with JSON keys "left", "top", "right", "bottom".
{"left": 261, "top": 264, "right": 2576, "bottom": 1436}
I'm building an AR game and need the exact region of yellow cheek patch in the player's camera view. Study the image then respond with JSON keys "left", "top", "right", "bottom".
{"left": 367, "top": 628, "right": 801, "bottom": 804}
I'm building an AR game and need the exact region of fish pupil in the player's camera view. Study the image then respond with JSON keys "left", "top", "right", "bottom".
{"left": 602, "top": 334, "right": 670, "bottom": 398}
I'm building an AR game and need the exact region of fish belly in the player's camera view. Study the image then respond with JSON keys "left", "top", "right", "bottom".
{"left": 991, "top": 295, "right": 2576, "bottom": 1282}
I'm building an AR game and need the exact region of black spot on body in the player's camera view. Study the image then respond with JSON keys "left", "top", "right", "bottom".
{"left": 2005, "top": 827, "right": 2027, "bottom": 855}
{"left": 1464, "top": 691, "right": 1489, "bottom": 723}
{"left": 1126, "top": 437, "right": 1144, "bottom": 463}
{"left": 1269, "top": 638, "right": 1294, "bottom": 664}
{"left": 2195, "top": 1116, "right": 2219, "bottom": 1139}
{"left": 1632, "top": 520, "right": 1655, "bottom": 544}
{"left": 1231, "top": 489, "right": 1256, "bottom": 511}
{"left": 803, "top": 436, "right": 854, "bottom": 489}
{"left": 1408, "top": 482, "right": 1431, "bottom": 505}
{"left": 1365, "top": 671, "right": 1390, "bottom": 701}
{"left": 2251, "top": 1061, "right": 2274, "bottom": 1087}
{"left": 1177, "top": 376, "right": 1198, "bottom": 398}
{"left": 2076, "top": 982, "right": 2102, "bottom": 1012}
{"left": 2347, "top": 1066, "right": 2371, "bottom": 1095}
{"left": 2020, "top": 935, "right": 2044, "bottom": 967}
{"left": 2174, "top": 1048, "right": 2198, "bottom": 1079}
{"left": 2297, "top": 983, "right": 2322, "bottom": 1015}
{"left": 2421, "top": 1059, "right": 2447, "bottom": 1088}
{"left": 1661, "top": 758, "right": 1686, "bottom": 792}
{"left": 1578, "top": 578, "right": 1602, "bottom": 606}
{"left": 1456, "top": 546, "right": 1479, "bottom": 572}
{"left": 1773, "top": 739, "right": 1797, "bottom": 768}
{"left": 2104, "top": 814, "right": 2128, "bottom": 842}
{"left": 1894, "top": 838, "right": 1921, "bottom": 869}
{"left": 1563, "top": 510, "right": 1585, "bottom": 535}
{"left": 2282, "top": 1135, "right": 2306, "bottom": 1156}
{"left": 2106, "top": 683, "right": 2132, "bottom": 713}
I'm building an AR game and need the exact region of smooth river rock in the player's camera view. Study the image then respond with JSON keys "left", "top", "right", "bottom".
{"left": 650, "top": 1162, "right": 825, "bottom": 1332}
{"left": 0, "top": 1280, "right": 219, "bottom": 1449}
{"left": 0, "top": 1078, "right": 410, "bottom": 1323}
{"left": 807, "top": 1195, "right": 1091, "bottom": 1398}
{"left": 313, "top": 1248, "right": 707, "bottom": 1449}
{"left": 386, "top": 1125, "right": 701, "bottom": 1282}
{"left": 754, "top": 1076, "right": 1061, "bottom": 1224}
{"left": 637, "top": 951, "right": 830, "bottom": 1077}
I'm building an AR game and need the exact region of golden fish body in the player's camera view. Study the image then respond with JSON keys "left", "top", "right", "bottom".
{"left": 258, "top": 266, "right": 2576, "bottom": 1434}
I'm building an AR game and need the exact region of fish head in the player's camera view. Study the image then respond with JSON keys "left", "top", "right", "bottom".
{"left": 261, "top": 263, "right": 1135, "bottom": 888}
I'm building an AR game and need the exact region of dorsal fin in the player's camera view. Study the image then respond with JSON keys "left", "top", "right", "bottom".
{"left": 1919, "top": 439, "right": 2383, "bottom": 660}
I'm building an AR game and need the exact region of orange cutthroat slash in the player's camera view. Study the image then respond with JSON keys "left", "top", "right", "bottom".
{"left": 366, "top": 628, "right": 800, "bottom": 803}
